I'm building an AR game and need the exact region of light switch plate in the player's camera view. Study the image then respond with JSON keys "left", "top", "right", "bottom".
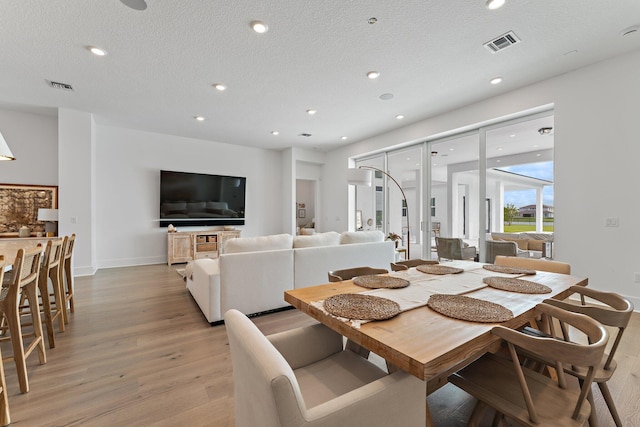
{"left": 605, "top": 217, "right": 619, "bottom": 227}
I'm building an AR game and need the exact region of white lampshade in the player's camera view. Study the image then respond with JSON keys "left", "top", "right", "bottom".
{"left": 0, "top": 131, "right": 16, "bottom": 161}
{"left": 38, "top": 208, "right": 59, "bottom": 222}
{"left": 346, "top": 168, "right": 373, "bottom": 187}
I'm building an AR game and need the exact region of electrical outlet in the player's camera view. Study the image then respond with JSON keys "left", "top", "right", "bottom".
{"left": 634, "top": 272, "right": 640, "bottom": 283}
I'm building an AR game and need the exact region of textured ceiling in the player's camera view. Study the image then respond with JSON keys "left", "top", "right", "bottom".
{"left": 1, "top": 0, "right": 639, "bottom": 151}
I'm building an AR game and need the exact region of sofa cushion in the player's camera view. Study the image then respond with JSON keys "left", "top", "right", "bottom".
{"left": 339, "top": 230, "right": 384, "bottom": 244}
{"left": 528, "top": 239, "right": 545, "bottom": 251}
{"left": 293, "top": 231, "right": 340, "bottom": 248}
{"left": 499, "top": 236, "right": 529, "bottom": 250}
{"left": 224, "top": 233, "right": 293, "bottom": 254}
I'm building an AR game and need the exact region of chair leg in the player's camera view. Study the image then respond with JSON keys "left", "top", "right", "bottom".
{"left": 62, "top": 262, "right": 74, "bottom": 323}
{"left": 598, "top": 382, "right": 622, "bottom": 427}
{"left": 5, "top": 305, "right": 29, "bottom": 393}
{"left": 586, "top": 388, "right": 600, "bottom": 427}
{"left": 467, "top": 400, "right": 489, "bottom": 427}
{"left": 23, "top": 284, "right": 47, "bottom": 366}
{"left": 39, "top": 279, "right": 56, "bottom": 349}
{"left": 50, "top": 269, "right": 66, "bottom": 333}
{"left": 0, "top": 351, "right": 8, "bottom": 426}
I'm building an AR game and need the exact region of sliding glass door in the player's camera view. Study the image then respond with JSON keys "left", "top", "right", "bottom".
{"left": 352, "top": 110, "right": 554, "bottom": 263}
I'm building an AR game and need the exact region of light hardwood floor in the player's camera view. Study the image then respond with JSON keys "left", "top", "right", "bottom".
{"left": 1, "top": 264, "right": 638, "bottom": 426}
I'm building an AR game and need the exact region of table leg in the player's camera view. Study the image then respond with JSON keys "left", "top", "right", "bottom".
{"left": 345, "top": 339, "right": 370, "bottom": 358}
{"left": 425, "top": 399, "right": 434, "bottom": 427}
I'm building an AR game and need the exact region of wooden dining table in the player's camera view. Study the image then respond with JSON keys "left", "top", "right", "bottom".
{"left": 284, "top": 260, "right": 588, "bottom": 427}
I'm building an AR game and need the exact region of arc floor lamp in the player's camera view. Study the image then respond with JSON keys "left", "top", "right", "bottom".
{"left": 347, "top": 166, "right": 410, "bottom": 259}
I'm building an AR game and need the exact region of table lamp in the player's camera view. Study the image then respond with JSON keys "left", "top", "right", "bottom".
{"left": 38, "top": 208, "right": 58, "bottom": 237}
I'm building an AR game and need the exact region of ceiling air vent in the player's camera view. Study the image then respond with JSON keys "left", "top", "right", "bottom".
{"left": 46, "top": 80, "right": 74, "bottom": 91}
{"left": 484, "top": 31, "right": 520, "bottom": 53}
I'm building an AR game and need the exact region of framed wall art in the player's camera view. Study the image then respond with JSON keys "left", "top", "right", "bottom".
{"left": 0, "top": 184, "right": 58, "bottom": 237}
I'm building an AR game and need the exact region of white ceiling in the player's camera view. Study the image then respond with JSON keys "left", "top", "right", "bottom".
{"left": 1, "top": 1, "right": 639, "bottom": 151}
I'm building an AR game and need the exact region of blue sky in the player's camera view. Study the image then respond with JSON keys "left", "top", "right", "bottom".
{"left": 499, "top": 162, "right": 554, "bottom": 208}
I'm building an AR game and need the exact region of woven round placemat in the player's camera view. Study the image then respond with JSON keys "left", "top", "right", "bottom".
{"left": 416, "top": 264, "right": 464, "bottom": 275}
{"left": 323, "top": 294, "right": 401, "bottom": 320}
{"left": 353, "top": 275, "right": 410, "bottom": 289}
{"left": 482, "top": 264, "right": 536, "bottom": 275}
{"left": 427, "top": 294, "right": 513, "bottom": 323}
{"left": 483, "top": 276, "right": 552, "bottom": 294}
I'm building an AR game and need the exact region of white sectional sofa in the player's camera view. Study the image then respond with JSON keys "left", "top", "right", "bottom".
{"left": 186, "top": 231, "right": 395, "bottom": 324}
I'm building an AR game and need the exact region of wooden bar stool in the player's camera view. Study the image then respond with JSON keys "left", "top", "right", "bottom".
{"left": 39, "top": 238, "right": 65, "bottom": 348}
{"left": 0, "top": 257, "right": 11, "bottom": 425}
{"left": 61, "top": 234, "right": 76, "bottom": 324}
{"left": 0, "top": 246, "right": 47, "bottom": 393}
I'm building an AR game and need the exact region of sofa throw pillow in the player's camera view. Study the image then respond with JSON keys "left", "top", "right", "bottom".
{"left": 339, "top": 230, "right": 384, "bottom": 244}
{"left": 293, "top": 231, "right": 340, "bottom": 248}
{"left": 224, "top": 233, "right": 293, "bottom": 254}
{"left": 501, "top": 237, "right": 529, "bottom": 250}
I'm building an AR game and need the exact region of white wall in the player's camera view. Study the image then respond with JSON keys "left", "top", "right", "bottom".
{"left": 323, "top": 48, "right": 640, "bottom": 308}
{"left": 0, "top": 109, "right": 57, "bottom": 185}
{"left": 58, "top": 109, "right": 96, "bottom": 275}
{"left": 95, "top": 125, "right": 285, "bottom": 268}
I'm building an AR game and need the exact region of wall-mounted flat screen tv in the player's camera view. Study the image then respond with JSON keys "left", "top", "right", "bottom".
{"left": 159, "top": 170, "right": 246, "bottom": 227}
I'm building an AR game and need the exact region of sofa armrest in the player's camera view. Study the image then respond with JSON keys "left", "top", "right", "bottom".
{"left": 268, "top": 323, "right": 343, "bottom": 370}
{"left": 187, "top": 258, "right": 221, "bottom": 323}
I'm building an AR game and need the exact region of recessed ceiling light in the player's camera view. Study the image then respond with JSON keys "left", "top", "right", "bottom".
{"left": 533, "top": 144, "right": 539, "bottom": 148}
{"left": 536, "top": 153, "right": 542, "bottom": 157}
{"left": 538, "top": 127, "right": 553, "bottom": 135}
{"left": 396, "top": 115, "right": 404, "bottom": 120}
{"left": 251, "top": 21, "right": 268, "bottom": 34}
{"left": 367, "top": 71, "right": 380, "bottom": 79}
{"left": 449, "top": 148, "right": 455, "bottom": 151}
{"left": 194, "top": 116, "right": 205, "bottom": 121}
{"left": 380, "top": 93, "right": 394, "bottom": 101}
{"left": 212, "top": 83, "right": 227, "bottom": 91}
{"left": 271, "top": 131, "right": 279, "bottom": 135}
{"left": 490, "top": 76, "right": 503, "bottom": 85}
{"left": 496, "top": 159, "right": 501, "bottom": 163}
{"left": 485, "top": 0, "right": 505, "bottom": 10}
{"left": 367, "top": 17, "right": 378, "bottom": 25}
{"left": 120, "top": 0, "right": 147, "bottom": 11}
{"left": 306, "top": 109, "right": 317, "bottom": 115}
{"left": 496, "top": 147, "right": 503, "bottom": 151}
{"left": 341, "top": 136, "right": 348, "bottom": 140}
{"left": 87, "top": 46, "right": 107, "bottom": 56}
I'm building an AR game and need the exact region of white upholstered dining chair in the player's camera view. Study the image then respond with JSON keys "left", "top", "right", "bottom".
{"left": 224, "top": 309, "right": 426, "bottom": 427}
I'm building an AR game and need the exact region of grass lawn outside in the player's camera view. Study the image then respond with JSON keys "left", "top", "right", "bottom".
{"left": 504, "top": 225, "right": 554, "bottom": 233}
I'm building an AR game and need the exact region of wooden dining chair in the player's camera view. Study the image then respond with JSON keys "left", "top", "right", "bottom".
{"left": 328, "top": 266, "right": 388, "bottom": 282}
{"left": 449, "top": 302, "right": 608, "bottom": 427}
{"left": 539, "top": 286, "right": 633, "bottom": 427}
{"left": 390, "top": 259, "right": 438, "bottom": 271}
{"left": 494, "top": 255, "right": 571, "bottom": 274}
{"left": 61, "top": 234, "right": 76, "bottom": 324}
{"left": 0, "top": 246, "right": 47, "bottom": 393}
{"left": 0, "top": 257, "right": 12, "bottom": 425}
{"left": 38, "top": 238, "right": 66, "bottom": 348}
